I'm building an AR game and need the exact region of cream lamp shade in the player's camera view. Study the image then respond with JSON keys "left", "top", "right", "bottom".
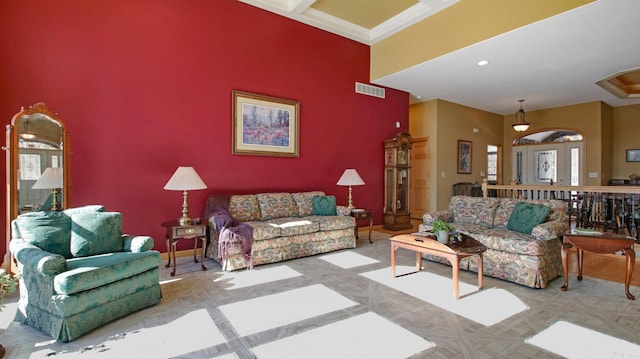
{"left": 164, "top": 166, "right": 207, "bottom": 226}
{"left": 337, "top": 169, "right": 365, "bottom": 211}
{"left": 33, "top": 167, "right": 64, "bottom": 211}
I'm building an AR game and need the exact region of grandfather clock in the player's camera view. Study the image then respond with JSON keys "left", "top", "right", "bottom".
{"left": 384, "top": 132, "right": 413, "bottom": 230}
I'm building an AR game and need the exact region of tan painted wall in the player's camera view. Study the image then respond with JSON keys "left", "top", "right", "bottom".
{"left": 612, "top": 104, "right": 640, "bottom": 179}
{"left": 410, "top": 100, "right": 639, "bottom": 213}
{"left": 503, "top": 101, "right": 606, "bottom": 186}
{"left": 410, "top": 99, "right": 503, "bottom": 211}
{"left": 371, "top": 0, "right": 593, "bottom": 80}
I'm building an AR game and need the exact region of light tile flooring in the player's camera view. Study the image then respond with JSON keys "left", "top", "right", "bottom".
{"left": 1, "top": 229, "right": 639, "bottom": 358}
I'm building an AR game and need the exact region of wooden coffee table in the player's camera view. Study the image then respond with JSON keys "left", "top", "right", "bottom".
{"left": 390, "top": 232, "right": 487, "bottom": 299}
{"left": 561, "top": 230, "right": 636, "bottom": 300}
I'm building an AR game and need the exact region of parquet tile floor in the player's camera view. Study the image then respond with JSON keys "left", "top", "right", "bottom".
{"left": 0, "top": 225, "right": 638, "bottom": 358}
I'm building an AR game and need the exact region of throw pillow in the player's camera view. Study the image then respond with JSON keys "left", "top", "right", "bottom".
{"left": 14, "top": 211, "right": 73, "bottom": 258}
{"left": 507, "top": 202, "right": 551, "bottom": 235}
{"left": 70, "top": 211, "right": 124, "bottom": 257}
{"left": 312, "top": 195, "right": 337, "bottom": 216}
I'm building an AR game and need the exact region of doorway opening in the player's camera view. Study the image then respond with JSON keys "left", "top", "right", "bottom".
{"left": 512, "top": 130, "right": 584, "bottom": 186}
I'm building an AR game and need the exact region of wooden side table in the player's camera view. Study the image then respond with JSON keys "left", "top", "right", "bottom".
{"left": 351, "top": 209, "right": 373, "bottom": 243}
{"left": 161, "top": 220, "right": 208, "bottom": 277}
{"left": 561, "top": 231, "right": 636, "bottom": 300}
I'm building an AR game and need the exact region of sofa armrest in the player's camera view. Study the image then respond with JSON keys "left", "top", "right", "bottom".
{"left": 422, "top": 210, "right": 454, "bottom": 226}
{"left": 9, "top": 239, "right": 66, "bottom": 276}
{"left": 123, "top": 235, "right": 155, "bottom": 252}
{"left": 531, "top": 220, "right": 569, "bottom": 241}
{"left": 336, "top": 205, "right": 350, "bottom": 216}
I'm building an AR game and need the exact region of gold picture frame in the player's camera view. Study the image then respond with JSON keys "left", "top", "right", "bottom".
{"left": 457, "top": 140, "right": 472, "bottom": 174}
{"left": 232, "top": 90, "right": 300, "bottom": 157}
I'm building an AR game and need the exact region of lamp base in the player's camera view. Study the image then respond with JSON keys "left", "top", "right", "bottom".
{"left": 178, "top": 190, "right": 192, "bottom": 226}
{"left": 178, "top": 216, "right": 193, "bottom": 226}
{"left": 347, "top": 186, "right": 355, "bottom": 212}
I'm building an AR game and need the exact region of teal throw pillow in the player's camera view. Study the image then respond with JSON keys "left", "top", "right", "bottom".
{"left": 312, "top": 195, "right": 337, "bottom": 216}
{"left": 14, "top": 211, "right": 73, "bottom": 258}
{"left": 507, "top": 202, "right": 551, "bottom": 235}
{"left": 70, "top": 211, "right": 124, "bottom": 257}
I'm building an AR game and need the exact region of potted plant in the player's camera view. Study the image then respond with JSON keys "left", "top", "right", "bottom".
{"left": 431, "top": 219, "right": 461, "bottom": 243}
{"left": 0, "top": 269, "right": 18, "bottom": 359}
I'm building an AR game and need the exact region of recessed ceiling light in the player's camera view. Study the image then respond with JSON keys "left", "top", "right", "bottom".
{"left": 477, "top": 60, "right": 489, "bottom": 66}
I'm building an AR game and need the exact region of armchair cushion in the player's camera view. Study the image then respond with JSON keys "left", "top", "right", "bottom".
{"left": 70, "top": 212, "right": 124, "bottom": 257}
{"left": 54, "top": 251, "right": 160, "bottom": 295}
{"left": 13, "top": 211, "right": 73, "bottom": 259}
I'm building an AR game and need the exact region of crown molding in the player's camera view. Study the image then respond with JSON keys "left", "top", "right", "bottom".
{"left": 239, "top": 0, "right": 459, "bottom": 45}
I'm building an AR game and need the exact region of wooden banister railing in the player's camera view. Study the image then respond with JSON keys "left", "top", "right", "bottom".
{"left": 481, "top": 179, "right": 640, "bottom": 240}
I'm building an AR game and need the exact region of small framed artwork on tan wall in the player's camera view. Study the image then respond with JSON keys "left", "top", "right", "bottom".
{"left": 457, "top": 140, "right": 472, "bottom": 174}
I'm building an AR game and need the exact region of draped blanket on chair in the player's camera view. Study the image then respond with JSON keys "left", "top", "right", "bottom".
{"left": 203, "top": 195, "right": 254, "bottom": 269}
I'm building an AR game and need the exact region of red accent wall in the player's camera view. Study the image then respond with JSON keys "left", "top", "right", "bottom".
{"left": 0, "top": 0, "right": 408, "bottom": 259}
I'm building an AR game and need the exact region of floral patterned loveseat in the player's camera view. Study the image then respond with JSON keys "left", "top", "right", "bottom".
{"left": 205, "top": 191, "right": 356, "bottom": 271}
{"left": 419, "top": 195, "right": 569, "bottom": 288}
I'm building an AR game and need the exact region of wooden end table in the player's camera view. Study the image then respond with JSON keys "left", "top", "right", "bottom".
{"left": 351, "top": 209, "right": 373, "bottom": 243}
{"left": 390, "top": 232, "right": 486, "bottom": 299}
{"left": 161, "top": 220, "right": 208, "bottom": 277}
{"left": 561, "top": 231, "right": 636, "bottom": 300}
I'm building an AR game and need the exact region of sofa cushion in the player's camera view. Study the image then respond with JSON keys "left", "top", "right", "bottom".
{"left": 257, "top": 193, "right": 299, "bottom": 220}
{"left": 449, "top": 196, "right": 499, "bottom": 227}
{"left": 292, "top": 191, "right": 325, "bottom": 216}
{"left": 494, "top": 198, "right": 567, "bottom": 229}
{"left": 54, "top": 251, "right": 160, "bottom": 295}
{"left": 312, "top": 195, "right": 337, "bottom": 215}
{"left": 13, "top": 211, "right": 73, "bottom": 259}
{"left": 70, "top": 212, "right": 124, "bottom": 257}
{"left": 306, "top": 215, "right": 355, "bottom": 231}
{"left": 229, "top": 195, "right": 261, "bottom": 222}
{"left": 244, "top": 221, "right": 282, "bottom": 240}
{"left": 267, "top": 217, "right": 320, "bottom": 236}
{"left": 454, "top": 223, "right": 556, "bottom": 256}
{"left": 507, "top": 202, "right": 551, "bottom": 234}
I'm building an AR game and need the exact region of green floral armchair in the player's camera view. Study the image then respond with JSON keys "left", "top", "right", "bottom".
{"left": 9, "top": 205, "right": 162, "bottom": 342}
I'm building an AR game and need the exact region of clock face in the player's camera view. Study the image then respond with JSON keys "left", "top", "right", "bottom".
{"left": 397, "top": 149, "right": 407, "bottom": 165}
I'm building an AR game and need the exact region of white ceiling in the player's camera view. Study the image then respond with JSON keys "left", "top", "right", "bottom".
{"left": 240, "top": 0, "right": 640, "bottom": 115}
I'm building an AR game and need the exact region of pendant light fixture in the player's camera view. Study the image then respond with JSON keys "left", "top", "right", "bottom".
{"left": 512, "top": 99, "right": 530, "bottom": 132}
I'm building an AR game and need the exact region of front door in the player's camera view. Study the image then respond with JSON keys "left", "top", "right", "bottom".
{"left": 512, "top": 142, "right": 583, "bottom": 186}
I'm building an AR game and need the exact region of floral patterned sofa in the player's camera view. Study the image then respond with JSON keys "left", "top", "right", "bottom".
{"left": 419, "top": 195, "right": 569, "bottom": 288}
{"left": 204, "top": 191, "right": 356, "bottom": 271}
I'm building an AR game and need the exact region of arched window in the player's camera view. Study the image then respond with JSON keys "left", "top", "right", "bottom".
{"left": 513, "top": 130, "right": 583, "bottom": 145}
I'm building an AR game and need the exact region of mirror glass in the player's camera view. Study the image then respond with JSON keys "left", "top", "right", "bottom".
{"left": 7, "top": 103, "right": 69, "bottom": 217}
{"left": 16, "top": 113, "right": 64, "bottom": 212}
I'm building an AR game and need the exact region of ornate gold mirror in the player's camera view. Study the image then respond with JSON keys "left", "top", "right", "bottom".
{"left": 4, "top": 103, "right": 70, "bottom": 265}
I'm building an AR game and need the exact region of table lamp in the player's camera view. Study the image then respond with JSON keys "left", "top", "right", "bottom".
{"left": 32, "top": 167, "right": 63, "bottom": 211}
{"left": 337, "top": 169, "right": 365, "bottom": 211}
{"left": 164, "top": 166, "right": 207, "bottom": 226}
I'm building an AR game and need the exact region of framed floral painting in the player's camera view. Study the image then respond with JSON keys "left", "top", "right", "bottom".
{"left": 232, "top": 90, "right": 300, "bottom": 157}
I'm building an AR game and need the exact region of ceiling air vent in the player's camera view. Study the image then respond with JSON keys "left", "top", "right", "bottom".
{"left": 355, "top": 82, "right": 385, "bottom": 99}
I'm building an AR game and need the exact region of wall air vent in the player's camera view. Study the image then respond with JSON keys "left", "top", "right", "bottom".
{"left": 355, "top": 82, "right": 385, "bottom": 99}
